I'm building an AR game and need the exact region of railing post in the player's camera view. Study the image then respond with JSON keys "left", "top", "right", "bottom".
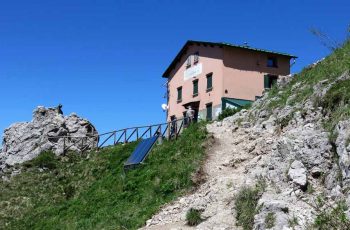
{"left": 113, "top": 131, "right": 116, "bottom": 145}
{"left": 136, "top": 128, "right": 139, "bottom": 140}
{"left": 149, "top": 126, "right": 152, "bottom": 137}
{"left": 96, "top": 136, "right": 99, "bottom": 150}
{"left": 124, "top": 129, "right": 127, "bottom": 144}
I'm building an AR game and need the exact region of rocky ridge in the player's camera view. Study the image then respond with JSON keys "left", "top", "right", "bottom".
{"left": 142, "top": 70, "right": 350, "bottom": 229}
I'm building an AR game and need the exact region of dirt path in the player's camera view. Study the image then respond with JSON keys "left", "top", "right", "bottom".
{"left": 141, "top": 122, "right": 258, "bottom": 230}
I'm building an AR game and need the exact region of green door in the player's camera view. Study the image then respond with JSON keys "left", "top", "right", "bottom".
{"left": 264, "top": 75, "right": 270, "bottom": 89}
{"left": 206, "top": 103, "right": 212, "bottom": 121}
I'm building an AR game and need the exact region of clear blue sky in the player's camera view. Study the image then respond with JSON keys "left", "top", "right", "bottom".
{"left": 0, "top": 0, "right": 349, "bottom": 136}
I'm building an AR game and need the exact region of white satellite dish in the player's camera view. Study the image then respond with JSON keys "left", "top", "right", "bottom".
{"left": 161, "top": 104, "right": 168, "bottom": 111}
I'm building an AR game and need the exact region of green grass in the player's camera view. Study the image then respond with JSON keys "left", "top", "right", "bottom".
{"left": 318, "top": 79, "right": 350, "bottom": 140}
{"left": 0, "top": 122, "right": 207, "bottom": 230}
{"left": 265, "top": 39, "right": 350, "bottom": 112}
{"left": 235, "top": 187, "right": 260, "bottom": 230}
{"left": 314, "top": 200, "right": 350, "bottom": 230}
{"left": 186, "top": 208, "right": 203, "bottom": 226}
{"left": 234, "top": 179, "right": 266, "bottom": 230}
{"left": 22, "top": 150, "right": 57, "bottom": 169}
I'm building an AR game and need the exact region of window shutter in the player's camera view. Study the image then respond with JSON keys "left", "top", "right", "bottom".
{"left": 207, "top": 74, "right": 213, "bottom": 90}
{"left": 264, "top": 75, "right": 270, "bottom": 89}
{"left": 177, "top": 87, "right": 182, "bottom": 101}
{"left": 193, "top": 80, "right": 198, "bottom": 95}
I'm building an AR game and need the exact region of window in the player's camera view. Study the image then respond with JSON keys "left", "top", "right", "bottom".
{"left": 186, "top": 56, "right": 191, "bottom": 68}
{"left": 193, "top": 80, "right": 198, "bottom": 96}
{"left": 267, "top": 57, "right": 278, "bottom": 67}
{"left": 206, "top": 73, "right": 213, "bottom": 91}
{"left": 194, "top": 52, "right": 199, "bottom": 63}
{"left": 177, "top": 87, "right": 182, "bottom": 102}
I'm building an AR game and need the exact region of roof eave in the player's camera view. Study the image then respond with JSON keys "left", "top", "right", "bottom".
{"left": 162, "top": 40, "right": 297, "bottom": 78}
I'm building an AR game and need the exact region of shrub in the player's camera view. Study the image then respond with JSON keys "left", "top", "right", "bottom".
{"left": 218, "top": 104, "right": 251, "bottom": 121}
{"left": 265, "top": 212, "right": 276, "bottom": 229}
{"left": 24, "top": 151, "right": 57, "bottom": 169}
{"left": 186, "top": 208, "right": 203, "bottom": 226}
{"left": 63, "top": 185, "right": 75, "bottom": 200}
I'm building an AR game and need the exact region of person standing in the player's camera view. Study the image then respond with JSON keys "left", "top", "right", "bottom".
{"left": 186, "top": 106, "right": 195, "bottom": 124}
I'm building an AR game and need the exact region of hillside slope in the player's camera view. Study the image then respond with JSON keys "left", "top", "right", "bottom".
{"left": 143, "top": 41, "right": 350, "bottom": 229}
{"left": 0, "top": 123, "right": 207, "bottom": 230}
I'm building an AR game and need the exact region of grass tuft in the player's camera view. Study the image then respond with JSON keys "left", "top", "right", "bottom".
{"left": 235, "top": 184, "right": 264, "bottom": 230}
{"left": 186, "top": 208, "right": 203, "bottom": 226}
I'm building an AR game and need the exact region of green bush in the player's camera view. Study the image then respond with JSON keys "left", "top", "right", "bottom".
{"left": 218, "top": 104, "right": 251, "bottom": 121}
{"left": 186, "top": 208, "right": 203, "bottom": 226}
{"left": 24, "top": 151, "right": 57, "bottom": 169}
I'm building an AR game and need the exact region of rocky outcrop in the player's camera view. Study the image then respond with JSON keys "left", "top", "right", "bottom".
{"left": 0, "top": 106, "right": 98, "bottom": 171}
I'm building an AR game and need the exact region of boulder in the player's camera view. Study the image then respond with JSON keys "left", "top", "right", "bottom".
{"left": 0, "top": 106, "right": 98, "bottom": 169}
{"left": 288, "top": 160, "right": 307, "bottom": 189}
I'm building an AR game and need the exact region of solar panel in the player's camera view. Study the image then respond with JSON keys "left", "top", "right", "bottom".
{"left": 124, "top": 135, "right": 159, "bottom": 168}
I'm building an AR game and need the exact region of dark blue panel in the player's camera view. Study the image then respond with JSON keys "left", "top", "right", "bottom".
{"left": 124, "top": 135, "right": 159, "bottom": 166}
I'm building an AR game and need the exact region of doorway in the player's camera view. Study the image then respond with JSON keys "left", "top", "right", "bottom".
{"left": 183, "top": 101, "right": 200, "bottom": 122}
{"left": 264, "top": 75, "right": 278, "bottom": 89}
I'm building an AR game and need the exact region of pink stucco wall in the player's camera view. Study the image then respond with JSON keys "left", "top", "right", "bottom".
{"left": 167, "top": 44, "right": 224, "bottom": 121}
{"left": 222, "top": 46, "right": 291, "bottom": 100}
{"left": 165, "top": 43, "right": 292, "bottom": 121}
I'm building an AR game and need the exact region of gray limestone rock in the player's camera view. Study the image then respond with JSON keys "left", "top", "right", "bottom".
{"left": 336, "top": 119, "right": 350, "bottom": 188}
{"left": 0, "top": 106, "right": 98, "bottom": 170}
{"left": 288, "top": 160, "right": 307, "bottom": 189}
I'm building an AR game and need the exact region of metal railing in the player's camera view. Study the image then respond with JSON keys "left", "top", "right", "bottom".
{"left": 54, "top": 117, "right": 189, "bottom": 154}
